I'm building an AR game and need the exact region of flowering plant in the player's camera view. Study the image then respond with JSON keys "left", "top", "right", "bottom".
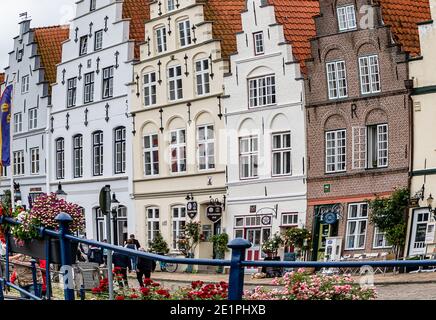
{"left": 261, "top": 233, "right": 283, "bottom": 258}
{"left": 244, "top": 269, "right": 377, "bottom": 300}
{"left": 10, "top": 193, "right": 85, "bottom": 243}
{"left": 177, "top": 221, "right": 202, "bottom": 258}
{"left": 173, "top": 281, "right": 228, "bottom": 300}
{"left": 283, "top": 228, "right": 311, "bottom": 250}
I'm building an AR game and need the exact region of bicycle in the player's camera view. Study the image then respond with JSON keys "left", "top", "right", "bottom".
{"left": 159, "top": 254, "right": 178, "bottom": 273}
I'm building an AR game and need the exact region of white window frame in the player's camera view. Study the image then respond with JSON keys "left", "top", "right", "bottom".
{"left": 94, "top": 30, "right": 103, "bottom": 51}
{"left": 73, "top": 134, "right": 83, "bottom": 178}
{"left": 282, "top": 213, "right": 299, "bottom": 227}
{"left": 168, "top": 65, "right": 183, "bottom": 101}
{"left": 367, "top": 124, "right": 388, "bottom": 169}
{"left": 67, "top": 77, "right": 77, "bottom": 107}
{"left": 326, "top": 61, "right": 348, "bottom": 99}
{"left": 359, "top": 55, "right": 381, "bottom": 94}
{"left": 195, "top": 59, "right": 210, "bottom": 96}
{"left": 21, "top": 75, "right": 29, "bottom": 94}
{"left": 147, "top": 207, "right": 160, "bottom": 246}
{"left": 352, "top": 126, "right": 367, "bottom": 169}
{"left": 13, "top": 150, "right": 25, "bottom": 176}
{"left": 143, "top": 72, "right": 157, "bottom": 106}
{"left": 143, "top": 133, "right": 159, "bottom": 176}
{"left": 14, "top": 113, "right": 23, "bottom": 133}
{"left": 79, "top": 35, "right": 88, "bottom": 56}
{"left": 178, "top": 20, "right": 192, "bottom": 47}
{"left": 272, "top": 132, "right": 292, "bottom": 176}
{"left": 197, "top": 125, "right": 215, "bottom": 171}
{"left": 170, "top": 129, "right": 186, "bottom": 173}
{"left": 102, "top": 66, "right": 114, "bottom": 99}
{"left": 248, "top": 75, "right": 276, "bottom": 108}
{"left": 239, "top": 136, "right": 259, "bottom": 180}
{"left": 373, "top": 227, "right": 391, "bottom": 249}
{"left": 92, "top": 131, "right": 104, "bottom": 176}
{"left": 253, "top": 32, "right": 264, "bottom": 55}
{"left": 30, "top": 147, "right": 39, "bottom": 175}
{"left": 345, "top": 203, "right": 368, "bottom": 250}
{"left": 114, "top": 127, "right": 126, "bottom": 174}
{"left": 167, "top": 0, "right": 176, "bottom": 11}
{"left": 172, "top": 206, "right": 186, "bottom": 250}
{"left": 84, "top": 72, "right": 95, "bottom": 104}
{"left": 28, "top": 108, "right": 38, "bottom": 130}
{"left": 56, "top": 138, "right": 65, "bottom": 179}
{"left": 156, "top": 26, "right": 167, "bottom": 53}
{"left": 337, "top": 5, "right": 357, "bottom": 31}
{"left": 325, "top": 129, "right": 346, "bottom": 173}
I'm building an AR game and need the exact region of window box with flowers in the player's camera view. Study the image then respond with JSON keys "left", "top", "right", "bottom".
{"left": 4, "top": 194, "right": 85, "bottom": 264}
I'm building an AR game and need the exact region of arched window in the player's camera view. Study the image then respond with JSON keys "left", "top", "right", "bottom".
{"left": 92, "top": 131, "right": 103, "bottom": 176}
{"left": 73, "top": 134, "right": 83, "bottom": 178}
{"left": 114, "top": 127, "right": 126, "bottom": 174}
{"left": 55, "top": 138, "right": 65, "bottom": 179}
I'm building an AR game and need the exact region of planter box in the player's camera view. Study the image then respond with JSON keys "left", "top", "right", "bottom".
{"left": 8, "top": 235, "right": 78, "bottom": 264}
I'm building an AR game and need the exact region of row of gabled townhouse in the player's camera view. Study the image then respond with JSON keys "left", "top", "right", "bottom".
{"left": 0, "top": 0, "right": 434, "bottom": 265}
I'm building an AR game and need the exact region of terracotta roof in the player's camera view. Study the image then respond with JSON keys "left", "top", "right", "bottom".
{"left": 33, "top": 26, "right": 69, "bottom": 91}
{"left": 377, "top": 0, "right": 431, "bottom": 56}
{"left": 203, "top": 0, "right": 246, "bottom": 59}
{"left": 267, "top": 0, "right": 319, "bottom": 73}
{"left": 122, "top": 0, "right": 151, "bottom": 59}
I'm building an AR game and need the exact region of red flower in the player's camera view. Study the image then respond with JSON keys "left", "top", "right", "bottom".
{"left": 192, "top": 281, "right": 204, "bottom": 289}
{"left": 115, "top": 296, "right": 125, "bottom": 301}
{"left": 143, "top": 278, "right": 153, "bottom": 286}
{"left": 151, "top": 282, "right": 160, "bottom": 287}
{"left": 130, "top": 294, "right": 139, "bottom": 299}
{"left": 140, "top": 287, "right": 150, "bottom": 296}
{"left": 156, "top": 289, "right": 170, "bottom": 298}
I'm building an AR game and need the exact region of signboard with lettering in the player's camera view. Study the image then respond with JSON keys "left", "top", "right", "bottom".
{"left": 207, "top": 206, "right": 222, "bottom": 223}
{"left": 186, "top": 201, "right": 198, "bottom": 219}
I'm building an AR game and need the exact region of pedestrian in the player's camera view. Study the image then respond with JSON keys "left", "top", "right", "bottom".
{"left": 112, "top": 251, "right": 131, "bottom": 288}
{"left": 129, "top": 234, "right": 141, "bottom": 249}
{"left": 136, "top": 248, "right": 156, "bottom": 288}
{"left": 10, "top": 254, "right": 43, "bottom": 299}
{"left": 87, "top": 244, "right": 104, "bottom": 265}
{"left": 102, "top": 239, "right": 109, "bottom": 265}
{"left": 38, "top": 259, "right": 47, "bottom": 298}
{"left": 124, "top": 239, "right": 138, "bottom": 271}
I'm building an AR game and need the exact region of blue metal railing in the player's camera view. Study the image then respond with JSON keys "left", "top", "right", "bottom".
{"left": 2, "top": 212, "right": 436, "bottom": 301}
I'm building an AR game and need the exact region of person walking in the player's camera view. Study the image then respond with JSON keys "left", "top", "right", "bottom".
{"left": 10, "top": 254, "right": 43, "bottom": 299}
{"left": 129, "top": 234, "right": 141, "bottom": 249}
{"left": 87, "top": 244, "right": 104, "bottom": 265}
{"left": 125, "top": 239, "right": 138, "bottom": 271}
{"left": 136, "top": 248, "right": 156, "bottom": 287}
{"left": 112, "top": 251, "right": 131, "bottom": 288}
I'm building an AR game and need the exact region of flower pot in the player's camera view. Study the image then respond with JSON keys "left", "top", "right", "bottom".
{"left": 7, "top": 235, "right": 79, "bottom": 264}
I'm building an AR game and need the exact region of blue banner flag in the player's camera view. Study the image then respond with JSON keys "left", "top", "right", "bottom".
{"left": 0, "top": 85, "right": 13, "bottom": 167}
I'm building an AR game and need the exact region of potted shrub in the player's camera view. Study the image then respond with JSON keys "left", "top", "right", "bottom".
{"left": 210, "top": 233, "right": 229, "bottom": 274}
{"left": 149, "top": 232, "right": 170, "bottom": 255}
{"left": 177, "top": 221, "right": 202, "bottom": 273}
{"left": 283, "top": 227, "right": 312, "bottom": 261}
{"left": 7, "top": 193, "right": 85, "bottom": 264}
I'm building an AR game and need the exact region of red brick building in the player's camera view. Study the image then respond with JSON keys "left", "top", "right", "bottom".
{"left": 304, "top": 0, "right": 430, "bottom": 261}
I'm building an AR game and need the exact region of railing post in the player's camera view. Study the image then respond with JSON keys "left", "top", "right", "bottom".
{"left": 227, "top": 238, "right": 252, "bottom": 301}
{"left": 0, "top": 279, "right": 4, "bottom": 301}
{"left": 30, "top": 259, "right": 40, "bottom": 298}
{"left": 55, "top": 212, "right": 75, "bottom": 301}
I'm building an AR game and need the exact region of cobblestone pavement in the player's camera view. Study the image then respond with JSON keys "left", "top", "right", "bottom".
{"left": 376, "top": 283, "right": 436, "bottom": 300}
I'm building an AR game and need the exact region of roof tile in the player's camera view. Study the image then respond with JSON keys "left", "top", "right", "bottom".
{"left": 122, "top": 0, "right": 151, "bottom": 59}
{"left": 33, "top": 26, "right": 70, "bottom": 91}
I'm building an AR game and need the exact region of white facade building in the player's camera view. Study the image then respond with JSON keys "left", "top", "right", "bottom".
{"left": 48, "top": 0, "right": 149, "bottom": 244}
{"left": 0, "top": 19, "right": 68, "bottom": 208}
{"left": 224, "top": 0, "right": 308, "bottom": 263}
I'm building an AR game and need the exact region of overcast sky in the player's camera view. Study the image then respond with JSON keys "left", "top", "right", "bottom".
{"left": 0, "top": 0, "right": 76, "bottom": 71}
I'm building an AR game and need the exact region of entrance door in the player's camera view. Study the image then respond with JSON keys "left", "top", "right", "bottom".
{"left": 409, "top": 209, "right": 430, "bottom": 256}
{"left": 246, "top": 229, "right": 262, "bottom": 262}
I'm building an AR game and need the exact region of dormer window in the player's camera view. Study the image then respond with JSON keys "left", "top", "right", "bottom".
{"left": 253, "top": 32, "right": 264, "bottom": 55}
{"left": 79, "top": 36, "right": 88, "bottom": 56}
{"left": 90, "top": 0, "right": 96, "bottom": 11}
{"left": 167, "top": 0, "right": 176, "bottom": 12}
{"left": 337, "top": 5, "right": 357, "bottom": 31}
{"left": 178, "top": 20, "right": 192, "bottom": 47}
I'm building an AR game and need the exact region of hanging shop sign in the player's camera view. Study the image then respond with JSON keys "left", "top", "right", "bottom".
{"left": 322, "top": 211, "right": 338, "bottom": 225}
{"left": 186, "top": 201, "right": 198, "bottom": 220}
{"left": 207, "top": 205, "right": 223, "bottom": 223}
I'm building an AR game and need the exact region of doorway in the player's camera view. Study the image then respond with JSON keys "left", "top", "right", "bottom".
{"left": 409, "top": 208, "right": 430, "bottom": 257}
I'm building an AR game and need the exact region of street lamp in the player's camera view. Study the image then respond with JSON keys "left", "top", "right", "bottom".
{"left": 55, "top": 182, "right": 68, "bottom": 201}
{"left": 427, "top": 194, "right": 436, "bottom": 219}
{"left": 111, "top": 193, "right": 120, "bottom": 245}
